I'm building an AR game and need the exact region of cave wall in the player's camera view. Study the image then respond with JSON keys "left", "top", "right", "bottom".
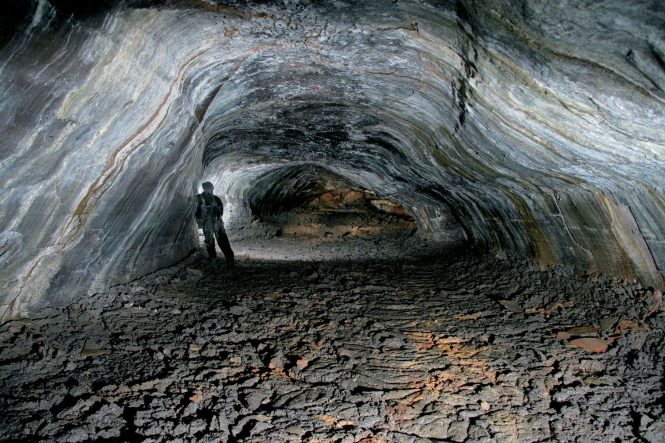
{"left": 0, "top": 0, "right": 664, "bottom": 318}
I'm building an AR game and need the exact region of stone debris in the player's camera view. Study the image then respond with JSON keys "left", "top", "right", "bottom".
{"left": 498, "top": 299, "right": 522, "bottom": 313}
{"left": 1, "top": 254, "right": 664, "bottom": 442}
{"left": 568, "top": 337, "right": 609, "bottom": 353}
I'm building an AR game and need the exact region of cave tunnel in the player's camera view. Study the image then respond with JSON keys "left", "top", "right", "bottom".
{"left": 1, "top": 0, "right": 665, "bottom": 441}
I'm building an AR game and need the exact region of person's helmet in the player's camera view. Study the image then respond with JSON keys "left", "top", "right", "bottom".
{"left": 202, "top": 181, "right": 214, "bottom": 192}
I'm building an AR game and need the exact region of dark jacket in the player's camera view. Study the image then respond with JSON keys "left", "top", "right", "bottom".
{"left": 195, "top": 192, "right": 224, "bottom": 224}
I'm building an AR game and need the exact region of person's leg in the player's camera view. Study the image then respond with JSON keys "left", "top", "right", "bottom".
{"left": 215, "top": 220, "right": 235, "bottom": 265}
{"left": 202, "top": 219, "right": 217, "bottom": 258}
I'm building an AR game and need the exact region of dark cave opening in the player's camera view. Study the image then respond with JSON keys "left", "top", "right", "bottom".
{"left": 244, "top": 164, "right": 417, "bottom": 242}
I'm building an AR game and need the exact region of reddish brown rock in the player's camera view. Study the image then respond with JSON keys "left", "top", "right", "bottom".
{"left": 615, "top": 319, "right": 648, "bottom": 333}
{"left": 569, "top": 338, "right": 609, "bottom": 353}
{"left": 319, "top": 192, "right": 336, "bottom": 203}
{"left": 343, "top": 191, "right": 364, "bottom": 204}
{"left": 565, "top": 326, "right": 599, "bottom": 336}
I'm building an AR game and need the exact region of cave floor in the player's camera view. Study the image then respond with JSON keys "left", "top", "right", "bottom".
{"left": 1, "top": 253, "right": 664, "bottom": 442}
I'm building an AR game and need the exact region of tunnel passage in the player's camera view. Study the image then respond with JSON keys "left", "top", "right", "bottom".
{"left": 198, "top": 163, "right": 435, "bottom": 261}
{"left": 245, "top": 164, "right": 417, "bottom": 240}
{"left": 1, "top": 1, "right": 665, "bottom": 441}
{"left": 0, "top": 0, "right": 664, "bottom": 318}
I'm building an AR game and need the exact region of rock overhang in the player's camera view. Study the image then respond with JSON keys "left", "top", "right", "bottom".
{"left": 0, "top": 0, "right": 664, "bottom": 318}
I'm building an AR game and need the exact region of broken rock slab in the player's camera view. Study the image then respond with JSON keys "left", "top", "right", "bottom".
{"left": 569, "top": 337, "right": 609, "bottom": 353}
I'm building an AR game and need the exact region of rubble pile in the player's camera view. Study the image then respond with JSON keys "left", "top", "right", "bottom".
{"left": 1, "top": 253, "right": 663, "bottom": 441}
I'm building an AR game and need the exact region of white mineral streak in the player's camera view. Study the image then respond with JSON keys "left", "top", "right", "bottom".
{"left": 27, "top": 0, "right": 55, "bottom": 33}
{"left": 0, "top": 1, "right": 664, "bottom": 318}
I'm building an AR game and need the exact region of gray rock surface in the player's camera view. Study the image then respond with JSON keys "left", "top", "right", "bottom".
{"left": 0, "top": 0, "right": 664, "bottom": 317}
{"left": 1, "top": 253, "right": 664, "bottom": 441}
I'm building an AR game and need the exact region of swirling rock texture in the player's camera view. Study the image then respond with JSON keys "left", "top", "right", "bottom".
{"left": 2, "top": 1, "right": 665, "bottom": 440}
{"left": 1, "top": 1, "right": 664, "bottom": 314}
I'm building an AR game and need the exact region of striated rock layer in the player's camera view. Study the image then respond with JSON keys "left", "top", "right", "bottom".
{"left": 1, "top": 0, "right": 664, "bottom": 317}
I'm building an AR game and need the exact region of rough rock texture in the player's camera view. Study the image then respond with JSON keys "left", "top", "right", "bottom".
{"left": 1, "top": 1, "right": 664, "bottom": 316}
{"left": 1, "top": 254, "right": 664, "bottom": 441}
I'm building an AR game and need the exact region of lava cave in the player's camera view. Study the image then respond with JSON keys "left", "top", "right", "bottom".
{"left": 1, "top": 0, "right": 665, "bottom": 441}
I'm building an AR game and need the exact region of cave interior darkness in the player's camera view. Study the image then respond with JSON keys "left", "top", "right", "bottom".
{"left": 1, "top": 0, "right": 665, "bottom": 441}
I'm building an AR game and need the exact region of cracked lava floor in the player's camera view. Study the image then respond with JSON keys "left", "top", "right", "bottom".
{"left": 1, "top": 253, "right": 664, "bottom": 442}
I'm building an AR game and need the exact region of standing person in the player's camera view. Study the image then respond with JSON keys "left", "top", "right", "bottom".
{"left": 195, "top": 182, "right": 235, "bottom": 266}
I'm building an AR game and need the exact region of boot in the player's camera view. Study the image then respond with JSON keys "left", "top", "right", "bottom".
{"left": 207, "top": 245, "right": 217, "bottom": 258}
